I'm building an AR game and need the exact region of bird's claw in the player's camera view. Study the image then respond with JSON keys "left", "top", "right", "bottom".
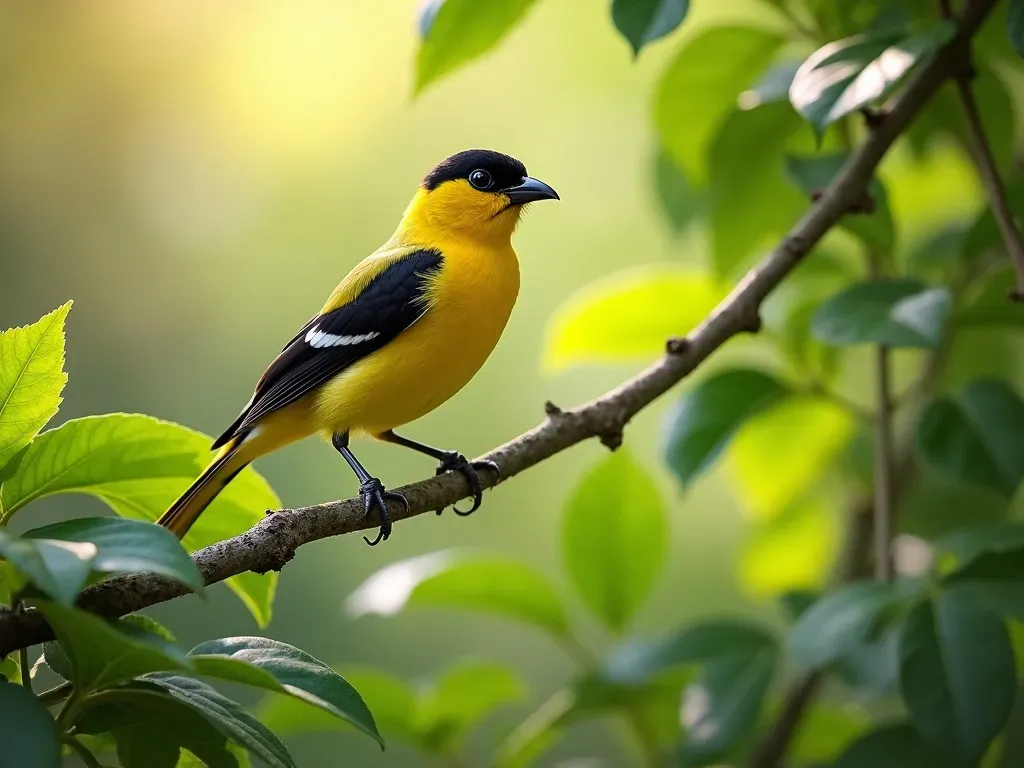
{"left": 358, "top": 477, "right": 408, "bottom": 546}
{"left": 434, "top": 453, "right": 501, "bottom": 517}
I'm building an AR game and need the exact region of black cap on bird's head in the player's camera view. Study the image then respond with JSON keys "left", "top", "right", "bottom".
{"left": 422, "top": 149, "right": 559, "bottom": 206}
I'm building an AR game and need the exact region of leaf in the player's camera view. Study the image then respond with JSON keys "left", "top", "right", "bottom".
{"left": 0, "top": 414, "right": 280, "bottom": 625}
{"left": 940, "top": 529, "right": 1024, "bottom": 621}
{"left": 789, "top": 24, "right": 955, "bottom": 135}
{"left": 789, "top": 581, "right": 911, "bottom": 669}
{"left": 0, "top": 301, "right": 71, "bottom": 477}
{"left": 415, "top": 0, "right": 537, "bottom": 94}
{"left": 120, "top": 613, "right": 177, "bottom": 644}
{"left": 611, "top": 0, "right": 689, "bottom": 55}
{"left": 1009, "top": 0, "right": 1024, "bottom": 59}
{"left": 142, "top": 675, "right": 296, "bottom": 768}
{"left": 653, "top": 148, "right": 701, "bottom": 234}
{"left": 654, "top": 27, "right": 784, "bottom": 184}
{"left": 785, "top": 153, "right": 895, "bottom": 253}
{"left": 0, "top": 530, "right": 95, "bottom": 605}
{"left": 812, "top": 280, "right": 951, "bottom": 348}
{"left": 415, "top": 661, "right": 527, "bottom": 753}
{"left": 42, "top": 640, "right": 71, "bottom": 681}
{"left": 0, "top": 681, "right": 61, "bottom": 768}
{"left": 187, "top": 636, "right": 383, "bottom": 748}
{"left": 963, "top": 178, "right": 1024, "bottom": 262}
{"left": 663, "top": 368, "right": 789, "bottom": 488}
{"left": 955, "top": 264, "right": 1024, "bottom": 330}
{"left": 348, "top": 551, "right": 568, "bottom": 637}
{"left": 33, "top": 601, "right": 189, "bottom": 692}
{"left": 738, "top": 60, "right": 802, "bottom": 110}
{"left": 727, "top": 397, "right": 854, "bottom": 520}
{"left": 542, "top": 265, "right": 726, "bottom": 373}
{"left": 23, "top": 517, "right": 202, "bottom": 595}
{"left": 832, "top": 723, "right": 954, "bottom": 768}
{"left": 899, "top": 594, "right": 1016, "bottom": 766}
{"left": 916, "top": 380, "right": 1024, "bottom": 498}
{"left": 562, "top": 450, "right": 668, "bottom": 631}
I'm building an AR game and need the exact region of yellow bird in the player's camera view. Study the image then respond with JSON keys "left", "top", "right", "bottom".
{"left": 157, "top": 149, "right": 559, "bottom": 546}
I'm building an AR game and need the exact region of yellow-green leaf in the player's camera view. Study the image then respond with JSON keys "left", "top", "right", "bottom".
{"left": 1, "top": 414, "right": 280, "bottom": 625}
{"left": 0, "top": 302, "right": 71, "bottom": 477}
{"left": 542, "top": 266, "right": 726, "bottom": 373}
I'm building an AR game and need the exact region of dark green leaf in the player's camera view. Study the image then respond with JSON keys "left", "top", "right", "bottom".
{"left": 940, "top": 527, "right": 1024, "bottom": 621}
{"left": 0, "top": 681, "right": 61, "bottom": 768}
{"left": 790, "top": 25, "right": 954, "bottom": 135}
{"left": 188, "top": 636, "right": 383, "bottom": 748}
{"left": 0, "top": 302, "right": 71, "bottom": 480}
{"left": 899, "top": 594, "right": 1015, "bottom": 766}
{"left": 738, "top": 61, "right": 801, "bottom": 110}
{"left": 347, "top": 552, "right": 569, "bottom": 637}
{"left": 143, "top": 674, "right": 295, "bottom": 768}
{"left": 0, "top": 414, "right": 280, "bottom": 625}
{"left": 612, "top": 0, "right": 689, "bottom": 55}
{"left": 785, "top": 153, "right": 895, "bottom": 253}
{"left": 789, "top": 581, "right": 911, "bottom": 668}
{"left": 0, "top": 530, "right": 95, "bottom": 605}
{"left": 33, "top": 601, "right": 189, "bottom": 692}
{"left": 832, "top": 723, "right": 954, "bottom": 768}
{"left": 917, "top": 380, "right": 1024, "bottom": 498}
{"left": 653, "top": 148, "right": 701, "bottom": 234}
{"left": 42, "top": 640, "right": 71, "bottom": 681}
{"left": 834, "top": 627, "right": 900, "bottom": 694}
{"left": 1009, "top": 0, "right": 1024, "bottom": 59}
{"left": 655, "top": 26, "right": 784, "bottom": 183}
{"left": 415, "top": 0, "right": 537, "bottom": 94}
{"left": 812, "top": 280, "right": 951, "bottom": 348}
{"left": 562, "top": 450, "right": 668, "bottom": 631}
{"left": 24, "top": 517, "right": 202, "bottom": 595}
{"left": 955, "top": 264, "right": 1024, "bottom": 330}
{"left": 664, "top": 368, "right": 789, "bottom": 487}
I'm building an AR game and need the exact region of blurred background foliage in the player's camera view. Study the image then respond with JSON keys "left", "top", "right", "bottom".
{"left": 2, "top": 0, "right": 1024, "bottom": 765}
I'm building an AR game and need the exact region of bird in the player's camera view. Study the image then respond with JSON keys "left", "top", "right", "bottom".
{"left": 156, "top": 149, "right": 559, "bottom": 546}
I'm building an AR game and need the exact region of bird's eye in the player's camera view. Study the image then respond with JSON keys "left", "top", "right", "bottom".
{"left": 468, "top": 169, "right": 493, "bottom": 190}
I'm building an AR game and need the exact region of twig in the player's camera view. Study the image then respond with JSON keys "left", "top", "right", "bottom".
{"left": 873, "top": 346, "right": 895, "bottom": 581}
{"left": 18, "top": 646, "right": 30, "bottom": 691}
{"left": 62, "top": 735, "right": 102, "bottom": 768}
{"left": 0, "top": 0, "right": 1000, "bottom": 660}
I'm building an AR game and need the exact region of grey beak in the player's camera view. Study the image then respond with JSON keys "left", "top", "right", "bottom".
{"left": 504, "top": 176, "right": 560, "bottom": 204}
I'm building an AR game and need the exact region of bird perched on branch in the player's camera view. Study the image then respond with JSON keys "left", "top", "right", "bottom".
{"left": 157, "top": 149, "right": 559, "bottom": 546}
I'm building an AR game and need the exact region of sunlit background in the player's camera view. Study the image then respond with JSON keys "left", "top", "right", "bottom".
{"left": 3, "top": 1, "right": 1023, "bottom": 765}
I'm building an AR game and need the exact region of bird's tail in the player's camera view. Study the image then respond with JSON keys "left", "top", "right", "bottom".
{"left": 157, "top": 437, "right": 250, "bottom": 539}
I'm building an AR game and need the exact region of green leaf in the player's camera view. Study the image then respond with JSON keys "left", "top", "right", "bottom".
{"left": 0, "top": 301, "right": 71, "bottom": 478}
{"left": 812, "top": 280, "right": 951, "bottom": 348}
{"left": 917, "top": 380, "right": 1024, "bottom": 498}
{"left": 654, "top": 27, "right": 784, "bottom": 184}
{"left": 785, "top": 153, "right": 895, "bottom": 253}
{"left": 415, "top": 661, "right": 527, "bottom": 753}
{"left": 955, "top": 264, "right": 1024, "bottom": 330}
{"left": 612, "top": 0, "right": 689, "bottom": 55}
{"left": 42, "top": 640, "right": 71, "bottom": 681}
{"left": 562, "top": 450, "right": 668, "bottom": 632}
{"left": 0, "top": 652, "right": 19, "bottom": 683}
{"left": 963, "top": 178, "right": 1024, "bottom": 262}
{"left": 542, "top": 265, "right": 726, "bottom": 373}
{"left": 33, "top": 601, "right": 189, "bottom": 692}
{"left": 348, "top": 552, "right": 568, "bottom": 637}
{"left": 0, "top": 681, "right": 61, "bottom": 768}
{"left": 940, "top": 528, "right": 1024, "bottom": 621}
{"left": 738, "top": 60, "right": 801, "bottom": 110}
{"left": 142, "top": 675, "right": 296, "bottom": 768}
{"left": 23, "top": 517, "right": 202, "bottom": 595}
{"left": 188, "top": 636, "right": 383, "bottom": 748}
{"left": 833, "top": 723, "right": 954, "bottom": 768}
{"left": 899, "top": 594, "right": 1016, "bottom": 766}
{"left": 0, "top": 530, "right": 95, "bottom": 605}
{"left": 789, "top": 581, "right": 911, "bottom": 669}
{"left": 653, "top": 148, "right": 701, "bottom": 234}
{"left": 1009, "top": 0, "right": 1024, "bottom": 59}
{"left": 415, "top": 0, "right": 537, "bottom": 94}
{"left": 75, "top": 686, "right": 238, "bottom": 768}
{"left": 790, "top": 25, "right": 955, "bottom": 135}
{"left": 663, "top": 368, "right": 789, "bottom": 488}
{"left": 0, "top": 414, "right": 280, "bottom": 624}
{"left": 120, "top": 613, "right": 177, "bottom": 644}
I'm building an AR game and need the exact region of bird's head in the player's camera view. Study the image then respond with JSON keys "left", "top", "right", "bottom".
{"left": 404, "top": 149, "right": 559, "bottom": 242}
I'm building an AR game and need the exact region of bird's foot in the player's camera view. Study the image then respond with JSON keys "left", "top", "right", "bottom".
{"left": 434, "top": 452, "right": 501, "bottom": 517}
{"left": 359, "top": 478, "right": 408, "bottom": 546}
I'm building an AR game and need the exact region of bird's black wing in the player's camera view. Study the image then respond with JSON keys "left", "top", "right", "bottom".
{"left": 212, "top": 248, "right": 444, "bottom": 448}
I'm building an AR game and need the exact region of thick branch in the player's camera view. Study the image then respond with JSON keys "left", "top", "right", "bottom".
{"left": 0, "top": 0, "right": 998, "bottom": 659}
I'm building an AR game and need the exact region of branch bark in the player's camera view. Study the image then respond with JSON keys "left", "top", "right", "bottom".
{"left": 0, "top": 0, "right": 999, "bottom": 662}
{"left": 874, "top": 345, "right": 895, "bottom": 582}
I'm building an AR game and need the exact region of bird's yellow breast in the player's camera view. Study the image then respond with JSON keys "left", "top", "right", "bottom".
{"left": 311, "top": 238, "right": 520, "bottom": 436}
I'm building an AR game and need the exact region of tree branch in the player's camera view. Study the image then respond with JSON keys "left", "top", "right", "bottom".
{"left": 873, "top": 345, "right": 895, "bottom": 581}
{"left": 0, "top": 0, "right": 999, "bottom": 661}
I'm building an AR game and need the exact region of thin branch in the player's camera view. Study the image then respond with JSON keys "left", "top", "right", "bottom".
{"left": 18, "top": 646, "right": 30, "bottom": 691}
{"left": 873, "top": 345, "right": 895, "bottom": 581}
{"left": 62, "top": 736, "right": 102, "bottom": 768}
{"left": 0, "top": 0, "right": 1000, "bottom": 661}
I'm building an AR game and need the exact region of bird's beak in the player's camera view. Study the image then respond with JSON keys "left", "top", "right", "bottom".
{"left": 504, "top": 176, "right": 560, "bottom": 204}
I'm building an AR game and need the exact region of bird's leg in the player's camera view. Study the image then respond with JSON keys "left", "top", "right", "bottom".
{"left": 332, "top": 432, "right": 408, "bottom": 546}
{"left": 377, "top": 430, "right": 500, "bottom": 517}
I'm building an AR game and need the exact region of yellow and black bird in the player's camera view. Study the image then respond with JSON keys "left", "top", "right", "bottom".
{"left": 157, "top": 149, "right": 558, "bottom": 545}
